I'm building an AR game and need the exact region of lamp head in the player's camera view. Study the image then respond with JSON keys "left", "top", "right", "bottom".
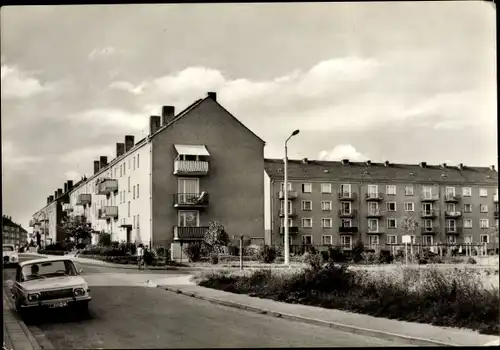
{"left": 292, "top": 129, "right": 300, "bottom": 136}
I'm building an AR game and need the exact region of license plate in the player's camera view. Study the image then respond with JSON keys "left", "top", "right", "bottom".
{"left": 48, "top": 302, "right": 68, "bottom": 308}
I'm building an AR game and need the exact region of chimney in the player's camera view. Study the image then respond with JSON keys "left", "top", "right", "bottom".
{"left": 149, "top": 116, "right": 161, "bottom": 135}
{"left": 207, "top": 92, "right": 217, "bottom": 101}
{"left": 441, "top": 163, "right": 447, "bottom": 169}
{"left": 125, "top": 135, "right": 135, "bottom": 152}
{"left": 116, "top": 143, "right": 125, "bottom": 158}
{"left": 54, "top": 190, "right": 58, "bottom": 199}
{"left": 64, "top": 183, "right": 68, "bottom": 193}
{"left": 67, "top": 180, "right": 73, "bottom": 191}
{"left": 47, "top": 197, "right": 50, "bottom": 205}
{"left": 94, "top": 160, "right": 100, "bottom": 174}
{"left": 490, "top": 165, "right": 496, "bottom": 171}
{"left": 341, "top": 159, "right": 349, "bottom": 165}
{"left": 99, "top": 156, "right": 108, "bottom": 169}
{"left": 419, "top": 162, "right": 427, "bottom": 168}
{"left": 301, "top": 158, "right": 308, "bottom": 164}
{"left": 57, "top": 188, "right": 63, "bottom": 197}
{"left": 365, "top": 160, "right": 371, "bottom": 166}
{"left": 161, "top": 106, "right": 175, "bottom": 126}
{"left": 458, "top": 163, "right": 464, "bottom": 170}
{"left": 49, "top": 195, "right": 54, "bottom": 202}
{"left": 384, "top": 161, "right": 390, "bottom": 167}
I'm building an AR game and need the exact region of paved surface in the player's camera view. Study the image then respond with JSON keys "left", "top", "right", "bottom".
{"left": 3, "top": 254, "right": 411, "bottom": 349}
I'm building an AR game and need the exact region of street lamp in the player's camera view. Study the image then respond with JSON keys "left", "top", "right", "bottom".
{"left": 284, "top": 129, "right": 300, "bottom": 265}
{"left": 35, "top": 210, "right": 48, "bottom": 248}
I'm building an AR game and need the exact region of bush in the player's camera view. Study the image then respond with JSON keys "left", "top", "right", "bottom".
{"left": 467, "top": 257, "right": 477, "bottom": 264}
{"left": 327, "top": 246, "right": 346, "bottom": 263}
{"left": 184, "top": 242, "right": 203, "bottom": 262}
{"left": 257, "top": 245, "right": 277, "bottom": 263}
{"left": 361, "top": 251, "right": 378, "bottom": 264}
{"left": 98, "top": 232, "right": 112, "bottom": 247}
{"left": 352, "top": 240, "right": 364, "bottom": 263}
{"left": 76, "top": 243, "right": 86, "bottom": 249}
{"left": 39, "top": 250, "right": 65, "bottom": 256}
{"left": 210, "top": 254, "right": 219, "bottom": 265}
{"left": 376, "top": 250, "right": 393, "bottom": 264}
{"left": 302, "top": 252, "right": 323, "bottom": 270}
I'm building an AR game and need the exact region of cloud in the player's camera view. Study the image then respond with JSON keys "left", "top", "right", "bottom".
{"left": 318, "top": 144, "right": 369, "bottom": 161}
{"left": 2, "top": 141, "right": 44, "bottom": 168}
{"left": 63, "top": 170, "right": 81, "bottom": 181}
{"left": 66, "top": 108, "right": 149, "bottom": 134}
{"left": 109, "top": 81, "right": 144, "bottom": 95}
{"left": 88, "top": 46, "right": 123, "bottom": 61}
{"left": 1, "top": 64, "right": 53, "bottom": 99}
{"left": 59, "top": 145, "right": 114, "bottom": 164}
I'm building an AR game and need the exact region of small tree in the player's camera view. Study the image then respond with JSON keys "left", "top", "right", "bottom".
{"left": 58, "top": 216, "right": 93, "bottom": 244}
{"left": 203, "top": 221, "right": 230, "bottom": 258}
{"left": 352, "top": 239, "right": 365, "bottom": 263}
{"left": 400, "top": 212, "right": 420, "bottom": 258}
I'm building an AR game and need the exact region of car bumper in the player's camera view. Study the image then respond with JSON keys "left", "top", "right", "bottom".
{"left": 20, "top": 296, "right": 92, "bottom": 308}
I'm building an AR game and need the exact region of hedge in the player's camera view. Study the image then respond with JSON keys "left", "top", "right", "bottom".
{"left": 39, "top": 250, "right": 66, "bottom": 256}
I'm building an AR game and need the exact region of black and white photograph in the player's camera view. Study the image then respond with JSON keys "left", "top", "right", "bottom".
{"left": 1, "top": 2, "right": 499, "bottom": 349}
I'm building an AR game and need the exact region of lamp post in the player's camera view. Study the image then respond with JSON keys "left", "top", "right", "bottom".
{"left": 284, "top": 129, "right": 300, "bottom": 266}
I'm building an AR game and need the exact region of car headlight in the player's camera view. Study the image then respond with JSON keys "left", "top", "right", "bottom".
{"left": 11, "top": 256, "right": 17, "bottom": 261}
{"left": 28, "top": 293, "right": 40, "bottom": 301}
{"left": 73, "top": 288, "right": 86, "bottom": 297}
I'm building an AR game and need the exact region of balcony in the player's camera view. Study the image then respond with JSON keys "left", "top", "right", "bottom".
{"left": 173, "top": 193, "right": 209, "bottom": 208}
{"left": 495, "top": 211, "right": 499, "bottom": 218}
{"left": 421, "top": 209, "right": 439, "bottom": 218}
{"left": 174, "top": 160, "right": 209, "bottom": 176}
{"left": 62, "top": 203, "right": 73, "bottom": 212}
{"left": 76, "top": 194, "right": 91, "bottom": 206}
{"left": 421, "top": 226, "right": 440, "bottom": 234}
{"left": 279, "top": 208, "right": 297, "bottom": 217}
{"left": 444, "top": 194, "right": 461, "bottom": 203}
{"left": 100, "top": 206, "right": 118, "bottom": 219}
{"left": 95, "top": 179, "right": 118, "bottom": 195}
{"left": 365, "top": 193, "right": 384, "bottom": 201}
{"left": 445, "top": 226, "right": 463, "bottom": 235}
{"left": 339, "top": 226, "right": 358, "bottom": 233}
{"left": 366, "top": 209, "right": 384, "bottom": 217}
{"left": 494, "top": 194, "right": 498, "bottom": 203}
{"left": 278, "top": 190, "right": 298, "bottom": 200}
{"left": 338, "top": 209, "right": 357, "bottom": 218}
{"left": 421, "top": 194, "right": 439, "bottom": 202}
{"left": 279, "top": 226, "right": 299, "bottom": 234}
{"left": 445, "top": 211, "right": 462, "bottom": 218}
{"left": 338, "top": 192, "right": 357, "bottom": 201}
{"left": 173, "top": 226, "right": 209, "bottom": 241}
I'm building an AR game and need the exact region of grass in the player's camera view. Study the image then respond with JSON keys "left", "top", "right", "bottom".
{"left": 196, "top": 263, "right": 500, "bottom": 335}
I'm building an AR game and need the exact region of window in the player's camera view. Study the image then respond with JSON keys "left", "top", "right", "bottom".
{"left": 479, "top": 188, "right": 487, "bottom": 197}
{"left": 302, "top": 218, "right": 312, "bottom": 228}
{"left": 128, "top": 177, "right": 131, "bottom": 192}
{"left": 447, "top": 235, "right": 456, "bottom": 244}
{"left": 423, "top": 219, "right": 433, "bottom": 232}
{"left": 340, "top": 201, "right": 351, "bottom": 215}
{"left": 123, "top": 163, "right": 126, "bottom": 175}
{"left": 405, "top": 185, "right": 414, "bottom": 196}
{"left": 480, "top": 234, "right": 489, "bottom": 243}
{"left": 133, "top": 156, "right": 136, "bottom": 170}
{"left": 464, "top": 203, "right": 472, "bottom": 213}
{"left": 459, "top": 187, "right": 471, "bottom": 198}
{"left": 369, "top": 235, "right": 379, "bottom": 246}
{"left": 368, "top": 219, "right": 379, "bottom": 232}
{"left": 446, "top": 219, "right": 456, "bottom": 232}
{"left": 137, "top": 214, "right": 139, "bottom": 228}
{"left": 387, "top": 202, "right": 396, "bottom": 211}
{"left": 133, "top": 215, "right": 136, "bottom": 229}
{"left": 302, "top": 183, "right": 312, "bottom": 193}
{"left": 340, "top": 218, "right": 352, "bottom": 228}
{"left": 422, "top": 235, "right": 433, "bottom": 245}
{"left": 120, "top": 165, "right": 123, "bottom": 177}
{"left": 422, "top": 186, "right": 432, "bottom": 199}
{"left": 464, "top": 235, "right": 473, "bottom": 244}
{"left": 404, "top": 202, "right": 414, "bottom": 212}
{"left": 115, "top": 168, "right": 118, "bottom": 178}
{"left": 302, "top": 200, "right": 312, "bottom": 211}
{"left": 480, "top": 204, "right": 488, "bottom": 213}
{"left": 386, "top": 185, "right": 396, "bottom": 195}
{"left": 137, "top": 154, "right": 139, "bottom": 168}
{"left": 280, "top": 200, "right": 293, "bottom": 214}
{"left": 178, "top": 211, "right": 199, "bottom": 227}
{"left": 133, "top": 185, "right": 136, "bottom": 199}
{"left": 340, "top": 235, "right": 352, "bottom": 249}
{"left": 137, "top": 184, "right": 139, "bottom": 198}
{"left": 386, "top": 235, "right": 397, "bottom": 244}
{"left": 368, "top": 202, "right": 379, "bottom": 215}
{"left": 322, "top": 235, "right": 332, "bottom": 245}
{"left": 367, "top": 184, "right": 378, "bottom": 197}
{"left": 340, "top": 184, "right": 351, "bottom": 196}
{"left": 480, "top": 219, "right": 489, "bottom": 228}
{"left": 128, "top": 201, "right": 130, "bottom": 218}
{"left": 321, "top": 201, "right": 332, "bottom": 211}
{"left": 464, "top": 219, "right": 472, "bottom": 228}
{"left": 128, "top": 159, "right": 131, "bottom": 169}
{"left": 321, "top": 218, "right": 332, "bottom": 228}
{"left": 321, "top": 183, "right": 332, "bottom": 193}
{"left": 387, "top": 219, "right": 397, "bottom": 229}
{"left": 120, "top": 191, "right": 122, "bottom": 204}
{"left": 281, "top": 182, "right": 292, "bottom": 191}
{"left": 302, "top": 235, "right": 313, "bottom": 245}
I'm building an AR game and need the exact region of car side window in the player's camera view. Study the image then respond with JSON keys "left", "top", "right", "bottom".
{"left": 16, "top": 267, "right": 22, "bottom": 282}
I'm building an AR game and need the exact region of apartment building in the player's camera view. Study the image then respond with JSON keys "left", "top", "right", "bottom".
{"left": 264, "top": 158, "right": 498, "bottom": 251}
{"left": 2, "top": 215, "right": 28, "bottom": 246}
{"left": 35, "top": 92, "right": 265, "bottom": 258}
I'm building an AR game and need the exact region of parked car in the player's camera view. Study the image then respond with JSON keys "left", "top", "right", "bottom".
{"left": 2, "top": 244, "right": 19, "bottom": 267}
{"left": 10, "top": 257, "right": 91, "bottom": 317}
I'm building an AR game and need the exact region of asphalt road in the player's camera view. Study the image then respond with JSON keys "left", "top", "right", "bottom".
{"left": 3, "top": 255, "right": 411, "bottom": 348}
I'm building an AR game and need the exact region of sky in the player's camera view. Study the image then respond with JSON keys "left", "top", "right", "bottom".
{"left": 1, "top": 2, "right": 497, "bottom": 230}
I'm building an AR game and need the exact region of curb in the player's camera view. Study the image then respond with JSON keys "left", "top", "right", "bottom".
{"left": 2, "top": 287, "right": 55, "bottom": 350}
{"left": 157, "top": 285, "right": 458, "bottom": 347}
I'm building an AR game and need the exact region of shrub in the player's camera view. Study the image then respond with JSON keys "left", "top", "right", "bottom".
{"left": 274, "top": 241, "right": 284, "bottom": 257}
{"left": 467, "top": 257, "right": 477, "bottom": 264}
{"left": 257, "top": 245, "right": 277, "bottom": 263}
{"left": 320, "top": 250, "right": 329, "bottom": 262}
{"left": 376, "top": 250, "right": 393, "bottom": 264}
{"left": 302, "top": 252, "right": 323, "bottom": 271}
{"left": 327, "top": 246, "right": 346, "bottom": 263}
{"left": 184, "top": 242, "right": 203, "bottom": 262}
{"left": 98, "top": 232, "right": 112, "bottom": 247}
{"left": 210, "top": 254, "right": 219, "bottom": 265}
{"left": 76, "top": 243, "right": 86, "bottom": 249}
{"left": 352, "top": 239, "right": 365, "bottom": 263}
{"left": 39, "top": 250, "right": 65, "bottom": 256}
{"left": 361, "top": 251, "right": 377, "bottom": 264}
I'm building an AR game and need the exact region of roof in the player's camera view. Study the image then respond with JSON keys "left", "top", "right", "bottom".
{"left": 264, "top": 158, "right": 499, "bottom": 185}
{"left": 174, "top": 144, "right": 210, "bottom": 156}
{"left": 19, "top": 256, "right": 74, "bottom": 267}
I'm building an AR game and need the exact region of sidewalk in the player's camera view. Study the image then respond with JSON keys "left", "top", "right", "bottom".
{"left": 152, "top": 276, "right": 500, "bottom": 347}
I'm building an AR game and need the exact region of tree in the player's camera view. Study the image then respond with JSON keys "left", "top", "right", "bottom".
{"left": 57, "top": 216, "right": 93, "bottom": 243}
{"left": 203, "top": 221, "right": 230, "bottom": 257}
{"left": 400, "top": 212, "right": 419, "bottom": 237}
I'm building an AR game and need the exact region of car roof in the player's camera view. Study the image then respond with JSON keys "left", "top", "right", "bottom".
{"left": 18, "top": 257, "right": 75, "bottom": 267}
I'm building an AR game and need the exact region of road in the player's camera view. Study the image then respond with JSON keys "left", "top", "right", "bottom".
{"left": 3, "top": 255, "right": 411, "bottom": 348}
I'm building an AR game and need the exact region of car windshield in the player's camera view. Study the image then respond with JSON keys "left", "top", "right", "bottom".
{"left": 3, "top": 246, "right": 14, "bottom": 252}
{"left": 21, "top": 260, "right": 78, "bottom": 281}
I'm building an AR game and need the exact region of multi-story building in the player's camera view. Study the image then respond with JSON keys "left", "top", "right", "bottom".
{"left": 2, "top": 215, "right": 28, "bottom": 246}
{"left": 35, "top": 92, "right": 265, "bottom": 258}
{"left": 265, "top": 158, "right": 498, "bottom": 251}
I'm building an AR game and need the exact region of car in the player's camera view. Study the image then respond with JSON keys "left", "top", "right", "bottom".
{"left": 10, "top": 257, "right": 91, "bottom": 317}
{"left": 2, "top": 244, "right": 19, "bottom": 267}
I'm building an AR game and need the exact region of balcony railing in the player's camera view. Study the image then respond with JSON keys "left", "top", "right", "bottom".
{"left": 338, "top": 209, "right": 357, "bottom": 218}
{"left": 279, "top": 226, "right": 299, "bottom": 234}
{"left": 278, "top": 190, "right": 298, "bottom": 200}
{"left": 174, "top": 160, "right": 209, "bottom": 176}
{"left": 444, "top": 211, "right": 462, "bottom": 218}
{"left": 421, "top": 209, "right": 439, "bottom": 217}
{"left": 421, "top": 194, "right": 439, "bottom": 201}
{"left": 366, "top": 209, "right": 384, "bottom": 217}
{"left": 339, "top": 226, "right": 358, "bottom": 233}
{"left": 444, "top": 194, "right": 461, "bottom": 202}
{"left": 338, "top": 192, "right": 357, "bottom": 201}
{"left": 421, "top": 226, "right": 440, "bottom": 234}
{"left": 62, "top": 203, "right": 73, "bottom": 212}
{"left": 279, "top": 208, "right": 297, "bottom": 217}
{"left": 494, "top": 211, "right": 499, "bottom": 218}
{"left": 445, "top": 226, "right": 463, "bottom": 235}
{"left": 173, "top": 226, "right": 209, "bottom": 241}
{"left": 76, "top": 194, "right": 91, "bottom": 206}
{"left": 100, "top": 206, "right": 118, "bottom": 219}
{"left": 95, "top": 179, "right": 118, "bottom": 195}
{"left": 366, "top": 226, "right": 384, "bottom": 234}
{"left": 173, "top": 193, "right": 209, "bottom": 208}
{"left": 365, "top": 193, "right": 384, "bottom": 201}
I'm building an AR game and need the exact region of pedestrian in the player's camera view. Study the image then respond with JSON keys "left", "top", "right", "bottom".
{"left": 137, "top": 244, "right": 145, "bottom": 270}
